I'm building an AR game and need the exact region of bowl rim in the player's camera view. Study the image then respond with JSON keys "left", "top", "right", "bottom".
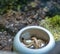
{"left": 13, "top": 26, "right": 55, "bottom": 53}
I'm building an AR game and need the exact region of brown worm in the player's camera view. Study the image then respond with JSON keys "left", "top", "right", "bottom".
{"left": 31, "top": 37, "right": 40, "bottom": 49}
{"left": 22, "top": 38, "right": 34, "bottom": 48}
{"left": 26, "top": 42, "right": 34, "bottom": 48}
{"left": 22, "top": 37, "right": 45, "bottom": 49}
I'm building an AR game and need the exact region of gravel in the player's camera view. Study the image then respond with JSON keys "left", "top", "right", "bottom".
{"left": 0, "top": 31, "right": 13, "bottom": 51}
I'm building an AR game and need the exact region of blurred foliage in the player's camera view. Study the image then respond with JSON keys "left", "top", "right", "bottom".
{"left": 40, "top": 15, "right": 60, "bottom": 41}
{"left": 46, "top": 15, "right": 60, "bottom": 27}
{"left": 0, "top": 0, "right": 28, "bottom": 14}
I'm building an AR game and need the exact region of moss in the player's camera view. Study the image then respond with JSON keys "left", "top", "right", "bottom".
{"left": 40, "top": 15, "right": 60, "bottom": 41}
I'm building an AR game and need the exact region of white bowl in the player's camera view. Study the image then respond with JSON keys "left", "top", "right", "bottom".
{"left": 13, "top": 26, "right": 55, "bottom": 54}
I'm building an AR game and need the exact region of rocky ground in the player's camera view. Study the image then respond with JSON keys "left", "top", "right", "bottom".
{"left": 0, "top": 0, "right": 60, "bottom": 52}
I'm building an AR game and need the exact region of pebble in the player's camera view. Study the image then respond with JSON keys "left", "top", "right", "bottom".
{"left": 33, "top": 13, "right": 39, "bottom": 19}
{"left": 16, "top": 17, "right": 21, "bottom": 21}
{"left": 29, "top": 45, "right": 35, "bottom": 49}
{"left": 25, "top": 40, "right": 33, "bottom": 45}
{"left": 8, "top": 39, "right": 12, "bottom": 42}
{"left": 21, "top": 20, "right": 27, "bottom": 24}
{"left": 27, "top": 18, "right": 33, "bottom": 23}
{"left": 43, "top": 6, "right": 49, "bottom": 12}
{"left": 0, "top": 31, "right": 13, "bottom": 51}
{"left": 3, "top": 31, "right": 7, "bottom": 35}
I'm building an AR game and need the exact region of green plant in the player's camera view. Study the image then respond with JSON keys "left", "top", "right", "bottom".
{"left": 49, "top": 15, "right": 60, "bottom": 27}
{"left": 40, "top": 15, "right": 60, "bottom": 41}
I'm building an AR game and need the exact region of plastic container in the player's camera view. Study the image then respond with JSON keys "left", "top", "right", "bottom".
{"left": 13, "top": 26, "right": 55, "bottom": 54}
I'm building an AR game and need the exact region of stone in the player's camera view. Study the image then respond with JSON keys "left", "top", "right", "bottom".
{"left": 27, "top": 18, "right": 33, "bottom": 24}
